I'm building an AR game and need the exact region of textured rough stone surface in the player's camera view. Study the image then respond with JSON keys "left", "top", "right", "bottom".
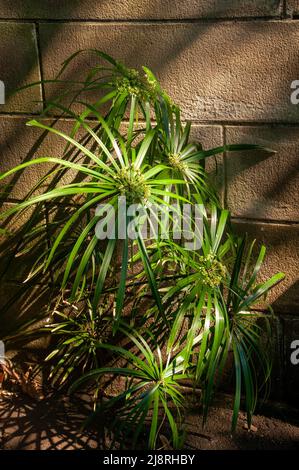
{"left": 0, "top": 118, "right": 49, "bottom": 200}
{"left": 0, "top": 117, "right": 90, "bottom": 200}
{"left": 0, "top": 1, "right": 298, "bottom": 406}
{"left": 0, "top": 23, "right": 41, "bottom": 112}
{"left": 0, "top": 1, "right": 283, "bottom": 19}
{"left": 287, "top": 1, "right": 299, "bottom": 15}
{"left": 226, "top": 126, "right": 299, "bottom": 221}
{"left": 268, "top": 316, "right": 284, "bottom": 398}
{"left": 39, "top": 22, "right": 299, "bottom": 122}
{"left": 232, "top": 221, "right": 299, "bottom": 313}
{"left": 190, "top": 125, "right": 224, "bottom": 201}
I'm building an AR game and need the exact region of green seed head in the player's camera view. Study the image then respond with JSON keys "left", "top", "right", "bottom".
{"left": 114, "top": 66, "right": 160, "bottom": 102}
{"left": 115, "top": 166, "right": 151, "bottom": 204}
{"left": 198, "top": 254, "right": 227, "bottom": 288}
{"left": 115, "top": 68, "right": 152, "bottom": 101}
{"left": 168, "top": 153, "right": 188, "bottom": 173}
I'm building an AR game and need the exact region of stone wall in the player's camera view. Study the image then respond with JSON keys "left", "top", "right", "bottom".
{"left": 0, "top": 1, "right": 298, "bottom": 403}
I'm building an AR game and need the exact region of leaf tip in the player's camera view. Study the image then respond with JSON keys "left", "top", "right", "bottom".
{"left": 26, "top": 119, "right": 38, "bottom": 127}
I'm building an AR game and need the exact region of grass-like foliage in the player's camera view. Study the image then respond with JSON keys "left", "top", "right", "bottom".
{"left": 0, "top": 50, "right": 284, "bottom": 449}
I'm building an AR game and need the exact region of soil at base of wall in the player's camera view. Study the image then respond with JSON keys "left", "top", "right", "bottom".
{"left": 0, "top": 390, "right": 298, "bottom": 450}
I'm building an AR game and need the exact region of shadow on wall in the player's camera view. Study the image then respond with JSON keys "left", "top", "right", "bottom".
{"left": 273, "top": 280, "right": 299, "bottom": 312}
{"left": 2, "top": 0, "right": 291, "bottom": 125}
{"left": 0, "top": 0, "right": 298, "bottom": 329}
{"left": 0, "top": 119, "right": 105, "bottom": 340}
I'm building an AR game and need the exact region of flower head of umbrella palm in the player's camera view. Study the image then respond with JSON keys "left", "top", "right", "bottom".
{"left": 197, "top": 254, "right": 227, "bottom": 288}
{"left": 115, "top": 67, "right": 156, "bottom": 102}
{"left": 114, "top": 165, "right": 151, "bottom": 204}
{"left": 168, "top": 152, "right": 188, "bottom": 174}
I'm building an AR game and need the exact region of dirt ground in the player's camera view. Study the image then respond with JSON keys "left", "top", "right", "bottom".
{"left": 0, "top": 390, "right": 299, "bottom": 450}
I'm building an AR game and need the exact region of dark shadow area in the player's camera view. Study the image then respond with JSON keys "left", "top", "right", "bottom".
{"left": 1, "top": 391, "right": 298, "bottom": 450}
{"left": 225, "top": 126, "right": 299, "bottom": 223}
{"left": 185, "top": 404, "right": 299, "bottom": 450}
{"left": 0, "top": 0, "right": 283, "bottom": 21}
{"left": 0, "top": 391, "right": 99, "bottom": 450}
{"left": 0, "top": 116, "right": 104, "bottom": 339}
{"left": 273, "top": 280, "right": 299, "bottom": 313}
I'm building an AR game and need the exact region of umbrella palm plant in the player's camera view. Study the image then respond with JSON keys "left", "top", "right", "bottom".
{"left": 0, "top": 50, "right": 284, "bottom": 449}
{"left": 152, "top": 209, "right": 283, "bottom": 429}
